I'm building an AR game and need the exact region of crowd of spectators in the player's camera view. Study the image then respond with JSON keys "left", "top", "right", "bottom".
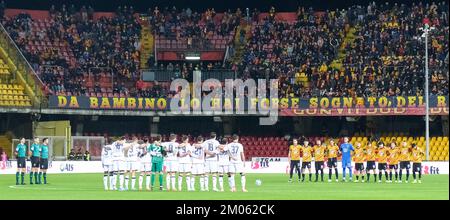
{"left": 339, "top": 1, "right": 449, "bottom": 97}
{"left": 2, "top": 5, "right": 140, "bottom": 96}
{"left": 278, "top": 2, "right": 448, "bottom": 98}
{"left": 239, "top": 6, "right": 347, "bottom": 98}
{"left": 1, "top": 2, "right": 449, "bottom": 99}
{"left": 149, "top": 6, "right": 241, "bottom": 49}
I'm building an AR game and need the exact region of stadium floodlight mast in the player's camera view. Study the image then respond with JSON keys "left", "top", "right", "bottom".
{"left": 419, "top": 23, "right": 435, "bottom": 161}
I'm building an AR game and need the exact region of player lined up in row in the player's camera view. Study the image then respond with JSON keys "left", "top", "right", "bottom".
{"left": 288, "top": 137, "right": 425, "bottom": 183}
{"left": 102, "top": 133, "right": 248, "bottom": 192}
{"left": 14, "top": 137, "right": 50, "bottom": 185}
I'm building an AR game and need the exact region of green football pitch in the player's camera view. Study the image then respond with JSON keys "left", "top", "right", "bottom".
{"left": 0, "top": 173, "right": 448, "bottom": 200}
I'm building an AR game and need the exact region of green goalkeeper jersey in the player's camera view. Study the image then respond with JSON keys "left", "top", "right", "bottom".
{"left": 148, "top": 143, "right": 164, "bottom": 163}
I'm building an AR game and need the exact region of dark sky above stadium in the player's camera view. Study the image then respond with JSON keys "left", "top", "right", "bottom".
{"left": 3, "top": 0, "right": 437, "bottom": 12}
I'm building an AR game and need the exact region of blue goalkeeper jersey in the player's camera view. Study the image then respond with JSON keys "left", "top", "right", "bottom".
{"left": 340, "top": 143, "right": 354, "bottom": 161}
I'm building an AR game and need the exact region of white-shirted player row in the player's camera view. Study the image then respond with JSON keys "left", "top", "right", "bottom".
{"left": 101, "top": 133, "right": 247, "bottom": 192}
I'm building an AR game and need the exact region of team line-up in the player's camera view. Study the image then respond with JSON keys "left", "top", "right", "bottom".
{"left": 101, "top": 133, "right": 248, "bottom": 192}
{"left": 13, "top": 134, "right": 425, "bottom": 191}
{"left": 287, "top": 137, "right": 425, "bottom": 183}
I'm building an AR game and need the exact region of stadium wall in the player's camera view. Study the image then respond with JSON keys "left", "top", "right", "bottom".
{"left": 0, "top": 161, "right": 448, "bottom": 174}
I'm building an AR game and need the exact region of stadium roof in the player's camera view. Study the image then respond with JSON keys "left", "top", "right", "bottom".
{"left": 3, "top": 0, "right": 437, "bottom": 13}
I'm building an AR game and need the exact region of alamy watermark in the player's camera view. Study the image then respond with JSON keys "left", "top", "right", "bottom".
{"left": 168, "top": 74, "right": 279, "bottom": 125}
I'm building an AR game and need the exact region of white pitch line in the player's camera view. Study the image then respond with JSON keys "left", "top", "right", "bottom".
{"left": 9, "top": 185, "right": 60, "bottom": 190}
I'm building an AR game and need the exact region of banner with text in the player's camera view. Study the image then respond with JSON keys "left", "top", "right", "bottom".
{"left": 49, "top": 95, "right": 449, "bottom": 116}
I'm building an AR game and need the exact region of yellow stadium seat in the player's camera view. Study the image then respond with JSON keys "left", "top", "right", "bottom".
{"left": 438, "top": 156, "right": 444, "bottom": 161}
{"left": 445, "top": 155, "right": 449, "bottom": 161}
{"left": 419, "top": 137, "right": 425, "bottom": 141}
{"left": 443, "top": 137, "right": 448, "bottom": 142}
{"left": 437, "top": 137, "right": 442, "bottom": 142}
{"left": 433, "top": 155, "right": 439, "bottom": 161}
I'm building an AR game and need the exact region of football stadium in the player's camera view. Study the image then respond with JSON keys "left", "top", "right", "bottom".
{"left": 0, "top": 0, "right": 448, "bottom": 201}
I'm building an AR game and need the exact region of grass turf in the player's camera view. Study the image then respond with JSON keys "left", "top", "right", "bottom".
{"left": 0, "top": 173, "right": 448, "bottom": 200}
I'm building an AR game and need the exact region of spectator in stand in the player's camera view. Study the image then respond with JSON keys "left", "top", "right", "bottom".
{"left": 68, "top": 148, "right": 76, "bottom": 160}
{"left": 83, "top": 150, "right": 90, "bottom": 161}
{"left": 76, "top": 148, "right": 83, "bottom": 160}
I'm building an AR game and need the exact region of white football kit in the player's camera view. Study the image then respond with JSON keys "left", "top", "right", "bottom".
{"left": 126, "top": 143, "right": 140, "bottom": 171}
{"left": 162, "top": 141, "right": 179, "bottom": 172}
{"left": 227, "top": 142, "right": 244, "bottom": 173}
{"left": 111, "top": 141, "right": 126, "bottom": 171}
{"left": 177, "top": 144, "right": 192, "bottom": 173}
{"left": 102, "top": 145, "right": 113, "bottom": 172}
{"left": 203, "top": 139, "right": 220, "bottom": 173}
{"left": 191, "top": 144, "right": 206, "bottom": 175}
{"left": 217, "top": 147, "right": 231, "bottom": 174}
{"left": 140, "top": 144, "right": 152, "bottom": 172}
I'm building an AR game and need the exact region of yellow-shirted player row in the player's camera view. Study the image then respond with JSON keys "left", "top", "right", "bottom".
{"left": 288, "top": 139, "right": 425, "bottom": 183}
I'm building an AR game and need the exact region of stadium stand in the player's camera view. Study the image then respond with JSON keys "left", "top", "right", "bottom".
{"left": 0, "top": 3, "right": 448, "bottom": 161}
{"left": 0, "top": 56, "right": 32, "bottom": 107}
{"left": 2, "top": 3, "right": 448, "bottom": 99}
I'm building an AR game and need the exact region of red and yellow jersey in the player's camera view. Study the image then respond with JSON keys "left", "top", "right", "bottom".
{"left": 377, "top": 147, "right": 388, "bottom": 163}
{"left": 399, "top": 146, "right": 411, "bottom": 161}
{"left": 353, "top": 147, "right": 366, "bottom": 163}
{"left": 411, "top": 147, "right": 424, "bottom": 163}
{"left": 301, "top": 146, "right": 313, "bottom": 162}
{"left": 313, "top": 145, "right": 327, "bottom": 162}
{"left": 365, "top": 145, "right": 377, "bottom": 161}
{"left": 389, "top": 148, "right": 400, "bottom": 164}
{"left": 326, "top": 144, "right": 339, "bottom": 158}
{"left": 289, "top": 145, "right": 301, "bottom": 160}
